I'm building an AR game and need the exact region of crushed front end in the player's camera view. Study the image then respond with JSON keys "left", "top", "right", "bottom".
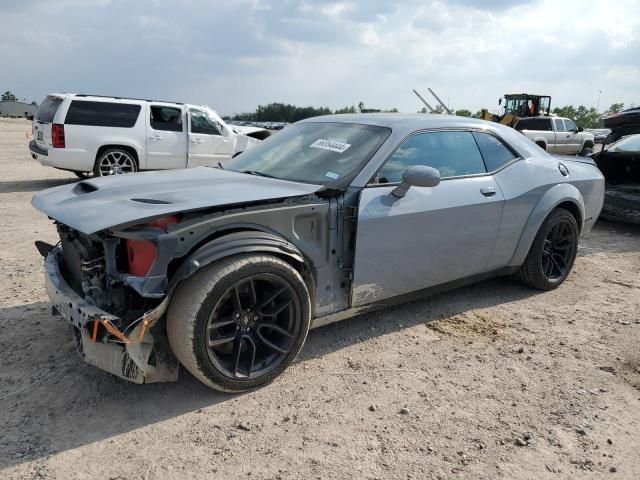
{"left": 40, "top": 221, "right": 180, "bottom": 383}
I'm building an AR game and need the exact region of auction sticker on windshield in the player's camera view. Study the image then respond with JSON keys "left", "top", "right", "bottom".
{"left": 310, "top": 139, "right": 351, "bottom": 153}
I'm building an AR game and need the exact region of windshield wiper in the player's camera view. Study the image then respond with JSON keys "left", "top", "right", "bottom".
{"left": 242, "top": 170, "right": 278, "bottom": 179}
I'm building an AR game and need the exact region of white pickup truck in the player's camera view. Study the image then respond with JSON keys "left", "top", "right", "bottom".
{"left": 515, "top": 116, "right": 595, "bottom": 156}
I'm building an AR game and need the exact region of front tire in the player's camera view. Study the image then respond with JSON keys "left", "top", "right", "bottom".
{"left": 93, "top": 148, "right": 138, "bottom": 176}
{"left": 166, "top": 254, "right": 311, "bottom": 392}
{"left": 74, "top": 171, "right": 91, "bottom": 179}
{"left": 514, "top": 208, "right": 579, "bottom": 290}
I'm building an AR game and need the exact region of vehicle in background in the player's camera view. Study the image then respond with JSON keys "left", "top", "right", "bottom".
{"left": 603, "top": 107, "right": 640, "bottom": 142}
{"left": 586, "top": 128, "right": 611, "bottom": 144}
{"left": 32, "top": 114, "right": 604, "bottom": 391}
{"left": 592, "top": 134, "right": 640, "bottom": 224}
{"left": 481, "top": 93, "right": 552, "bottom": 127}
{"left": 515, "top": 116, "right": 595, "bottom": 156}
{"left": 29, "top": 94, "right": 270, "bottom": 178}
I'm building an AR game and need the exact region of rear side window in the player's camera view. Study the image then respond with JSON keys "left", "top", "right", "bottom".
{"left": 35, "top": 97, "right": 63, "bottom": 123}
{"left": 65, "top": 101, "right": 141, "bottom": 128}
{"left": 472, "top": 132, "right": 518, "bottom": 171}
{"left": 150, "top": 106, "right": 183, "bottom": 132}
{"left": 515, "top": 118, "right": 551, "bottom": 131}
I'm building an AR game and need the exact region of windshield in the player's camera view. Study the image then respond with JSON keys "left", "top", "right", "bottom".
{"left": 223, "top": 122, "right": 391, "bottom": 186}
{"left": 608, "top": 135, "right": 640, "bottom": 153}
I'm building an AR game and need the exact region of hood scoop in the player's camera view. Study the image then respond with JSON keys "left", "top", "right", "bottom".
{"left": 73, "top": 182, "right": 99, "bottom": 195}
{"left": 130, "top": 198, "right": 173, "bottom": 205}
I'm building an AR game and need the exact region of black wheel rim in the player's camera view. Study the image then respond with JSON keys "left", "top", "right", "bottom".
{"left": 542, "top": 219, "right": 576, "bottom": 281}
{"left": 205, "top": 274, "right": 301, "bottom": 380}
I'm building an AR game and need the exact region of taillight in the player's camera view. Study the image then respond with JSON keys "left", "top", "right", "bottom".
{"left": 52, "top": 123, "right": 65, "bottom": 148}
{"left": 126, "top": 216, "right": 179, "bottom": 277}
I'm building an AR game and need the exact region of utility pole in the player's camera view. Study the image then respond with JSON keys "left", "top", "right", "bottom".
{"left": 596, "top": 90, "right": 603, "bottom": 113}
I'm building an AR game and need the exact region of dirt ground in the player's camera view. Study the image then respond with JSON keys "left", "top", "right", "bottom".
{"left": 1, "top": 118, "right": 639, "bottom": 480}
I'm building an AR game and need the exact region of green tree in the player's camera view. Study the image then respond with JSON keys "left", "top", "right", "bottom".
{"left": 2, "top": 91, "right": 17, "bottom": 102}
{"left": 357, "top": 101, "right": 365, "bottom": 113}
{"left": 30, "top": 101, "right": 38, "bottom": 107}
{"left": 455, "top": 109, "right": 472, "bottom": 117}
{"left": 607, "top": 103, "right": 625, "bottom": 114}
{"left": 433, "top": 105, "right": 445, "bottom": 114}
{"left": 335, "top": 105, "right": 357, "bottom": 114}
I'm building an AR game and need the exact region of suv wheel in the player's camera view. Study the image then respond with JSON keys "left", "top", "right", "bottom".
{"left": 514, "top": 208, "right": 579, "bottom": 290}
{"left": 167, "top": 254, "right": 311, "bottom": 392}
{"left": 94, "top": 148, "right": 137, "bottom": 176}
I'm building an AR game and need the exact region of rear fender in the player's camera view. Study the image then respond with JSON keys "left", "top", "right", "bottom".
{"left": 509, "top": 183, "right": 584, "bottom": 267}
{"left": 168, "top": 230, "right": 306, "bottom": 293}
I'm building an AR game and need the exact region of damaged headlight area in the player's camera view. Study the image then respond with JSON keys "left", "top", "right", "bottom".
{"left": 40, "top": 217, "right": 182, "bottom": 384}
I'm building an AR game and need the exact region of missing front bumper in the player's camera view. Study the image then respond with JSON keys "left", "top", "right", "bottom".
{"left": 44, "top": 247, "right": 179, "bottom": 384}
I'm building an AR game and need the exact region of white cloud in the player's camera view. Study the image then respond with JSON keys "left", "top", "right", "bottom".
{"left": 0, "top": 0, "right": 638, "bottom": 114}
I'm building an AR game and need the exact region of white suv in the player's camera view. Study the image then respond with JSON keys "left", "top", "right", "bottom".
{"left": 29, "top": 94, "right": 269, "bottom": 178}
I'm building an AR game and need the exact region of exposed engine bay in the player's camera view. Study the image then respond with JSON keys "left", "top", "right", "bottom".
{"left": 46, "top": 222, "right": 179, "bottom": 383}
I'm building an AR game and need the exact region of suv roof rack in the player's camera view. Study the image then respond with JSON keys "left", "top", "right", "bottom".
{"left": 74, "top": 94, "right": 184, "bottom": 105}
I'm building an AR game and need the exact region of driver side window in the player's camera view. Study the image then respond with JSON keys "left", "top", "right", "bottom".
{"left": 190, "top": 111, "right": 222, "bottom": 135}
{"left": 376, "top": 131, "right": 486, "bottom": 184}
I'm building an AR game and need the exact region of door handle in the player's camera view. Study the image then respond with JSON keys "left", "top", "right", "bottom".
{"left": 190, "top": 138, "right": 203, "bottom": 144}
{"left": 480, "top": 186, "right": 496, "bottom": 197}
{"left": 149, "top": 134, "right": 163, "bottom": 141}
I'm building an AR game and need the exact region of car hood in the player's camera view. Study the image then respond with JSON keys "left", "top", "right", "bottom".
{"left": 32, "top": 167, "right": 323, "bottom": 234}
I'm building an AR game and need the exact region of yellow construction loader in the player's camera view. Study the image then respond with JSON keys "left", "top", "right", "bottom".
{"left": 481, "top": 93, "right": 552, "bottom": 127}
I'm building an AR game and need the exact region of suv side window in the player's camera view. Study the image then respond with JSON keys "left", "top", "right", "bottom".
{"left": 190, "top": 111, "right": 222, "bottom": 135}
{"left": 564, "top": 119, "right": 578, "bottom": 132}
{"left": 554, "top": 118, "right": 566, "bottom": 132}
{"left": 515, "top": 117, "right": 551, "bottom": 131}
{"left": 150, "top": 106, "right": 183, "bottom": 132}
{"left": 65, "top": 101, "right": 141, "bottom": 128}
{"left": 472, "top": 132, "right": 517, "bottom": 171}
{"left": 376, "top": 131, "right": 486, "bottom": 183}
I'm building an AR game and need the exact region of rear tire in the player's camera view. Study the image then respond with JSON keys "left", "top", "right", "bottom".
{"left": 166, "top": 254, "right": 311, "bottom": 392}
{"left": 93, "top": 148, "right": 138, "bottom": 176}
{"left": 514, "top": 208, "right": 579, "bottom": 290}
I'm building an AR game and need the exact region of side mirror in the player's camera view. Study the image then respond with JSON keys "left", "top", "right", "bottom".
{"left": 391, "top": 165, "right": 441, "bottom": 198}
{"left": 577, "top": 126, "right": 584, "bottom": 132}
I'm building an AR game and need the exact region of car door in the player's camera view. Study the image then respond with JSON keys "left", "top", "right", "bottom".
{"left": 187, "top": 109, "right": 234, "bottom": 167}
{"left": 145, "top": 104, "right": 187, "bottom": 169}
{"left": 563, "top": 119, "right": 581, "bottom": 153}
{"left": 552, "top": 118, "right": 571, "bottom": 154}
{"left": 351, "top": 130, "right": 505, "bottom": 307}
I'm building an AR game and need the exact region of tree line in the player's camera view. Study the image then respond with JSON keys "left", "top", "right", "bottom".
{"left": 230, "top": 101, "right": 633, "bottom": 129}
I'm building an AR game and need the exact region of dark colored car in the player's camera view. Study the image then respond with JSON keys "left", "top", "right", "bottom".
{"left": 593, "top": 134, "right": 640, "bottom": 224}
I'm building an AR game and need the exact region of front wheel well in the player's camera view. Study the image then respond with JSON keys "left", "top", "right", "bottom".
{"left": 169, "top": 228, "right": 315, "bottom": 302}
{"left": 555, "top": 201, "right": 582, "bottom": 232}
{"left": 535, "top": 140, "right": 547, "bottom": 150}
{"left": 583, "top": 140, "right": 594, "bottom": 149}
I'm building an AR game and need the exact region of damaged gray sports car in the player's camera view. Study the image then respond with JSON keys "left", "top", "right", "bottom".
{"left": 33, "top": 115, "right": 605, "bottom": 392}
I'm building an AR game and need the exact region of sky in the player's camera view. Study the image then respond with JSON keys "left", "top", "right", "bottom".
{"left": 1, "top": 0, "right": 639, "bottom": 116}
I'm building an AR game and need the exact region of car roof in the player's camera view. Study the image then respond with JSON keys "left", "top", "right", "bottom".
{"left": 299, "top": 113, "right": 548, "bottom": 160}
{"left": 48, "top": 93, "right": 185, "bottom": 106}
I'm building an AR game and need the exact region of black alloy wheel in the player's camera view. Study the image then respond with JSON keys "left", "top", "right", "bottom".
{"left": 205, "top": 274, "right": 302, "bottom": 379}
{"left": 541, "top": 219, "right": 576, "bottom": 281}
{"left": 514, "top": 208, "right": 579, "bottom": 290}
{"left": 167, "top": 253, "right": 311, "bottom": 392}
